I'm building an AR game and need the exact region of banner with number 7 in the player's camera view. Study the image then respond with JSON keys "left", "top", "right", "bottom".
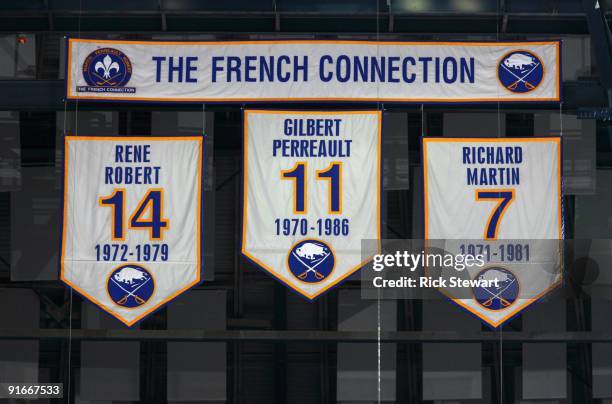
{"left": 422, "top": 137, "right": 562, "bottom": 327}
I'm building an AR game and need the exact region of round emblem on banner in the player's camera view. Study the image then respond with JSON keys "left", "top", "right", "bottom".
{"left": 82, "top": 48, "right": 132, "bottom": 87}
{"left": 107, "top": 264, "right": 154, "bottom": 308}
{"left": 498, "top": 50, "right": 544, "bottom": 93}
{"left": 287, "top": 239, "right": 335, "bottom": 283}
{"left": 473, "top": 267, "right": 519, "bottom": 310}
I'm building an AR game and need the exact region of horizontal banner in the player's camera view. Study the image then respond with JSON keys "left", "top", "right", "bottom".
{"left": 66, "top": 39, "right": 561, "bottom": 103}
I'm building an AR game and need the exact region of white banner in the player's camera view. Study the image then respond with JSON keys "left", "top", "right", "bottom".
{"left": 242, "top": 110, "right": 381, "bottom": 299}
{"left": 61, "top": 136, "right": 203, "bottom": 326}
{"left": 66, "top": 39, "right": 560, "bottom": 103}
{"left": 423, "top": 137, "right": 562, "bottom": 327}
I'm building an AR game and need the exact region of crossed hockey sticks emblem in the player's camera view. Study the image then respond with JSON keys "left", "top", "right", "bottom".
{"left": 479, "top": 278, "right": 517, "bottom": 308}
{"left": 291, "top": 251, "right": 331, "bottom": 281}
{"left": 500, "top": 62, "right": 541, "bottom": 91}
{"left": 110, "top": 276, "right": 151, "bottom": 306}
{"left": 92, "top": 71, "right": 122, "bottom": 86}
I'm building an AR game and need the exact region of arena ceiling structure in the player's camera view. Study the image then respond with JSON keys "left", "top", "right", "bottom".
{"left": 0, "top": 0, "right": 611, "bottom": 403}
{"left": 0, "top": 0, "right": 610, "bottom": 111}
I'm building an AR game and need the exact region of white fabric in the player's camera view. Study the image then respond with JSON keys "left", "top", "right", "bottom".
{"left": 242, "top": 111, "right": 381, "bottom": 299}
{"left": 423, "top": 138, "right": 562, "bottom": 327}
{"left": 67, "top": 39, "right": 560, "bottom": 102}
{"left": 424, "top": 138, "right": 561, "bottom": 239}
{"left": 61, "top": 136, "right": 202, "bottom": 326}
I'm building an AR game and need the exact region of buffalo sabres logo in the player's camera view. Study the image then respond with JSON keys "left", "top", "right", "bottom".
{"left": 287, "top": 239, "right": 335, "bottom": 283}
{"left": 107, "top": 264, "right": 154, "bottom": 308}
{"left": 473, "top": 267, "right": 519, "bottom": 310}
{"left": 498, "top": 50, "right": 544, "bottom": 93}
{"left": 79, "top": 48, "right": 135, "bottom": 93}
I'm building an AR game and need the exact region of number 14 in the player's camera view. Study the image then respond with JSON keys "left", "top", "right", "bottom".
{"left": 99, "top": 188, "right": 169, "bottom": 240}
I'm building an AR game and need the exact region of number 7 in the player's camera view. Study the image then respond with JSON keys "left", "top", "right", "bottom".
{"left": 475, "top": 189, "right": 515, "bottom": 240}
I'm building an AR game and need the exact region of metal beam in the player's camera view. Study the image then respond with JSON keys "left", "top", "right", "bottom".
{"left": 1, "top": 329, "right": 612, "bottom": 342}
{"left": 0, "top": 80, "right": 606, "bottom": 111}
{"left": 582, "top": 0, "right": 612, "bottom": 90}
{"left": 0, "top": 10, "right": 609, "bottom": 34}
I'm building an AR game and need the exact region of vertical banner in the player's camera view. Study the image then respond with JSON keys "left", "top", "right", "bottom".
{"left": 423, "top": 137, "right": 562, "bottom": 327}
{"left": 61, "top": 136, "right": 203, "bottom": 326}
{"left": 242, "top": 110, "right": 381, "bottom": 299}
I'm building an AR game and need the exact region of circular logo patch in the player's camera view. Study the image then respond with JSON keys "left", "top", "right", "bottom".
{"left": 107, "top": 264, "right": 154, "bottom": 308}
{"left": 473, "top": 267, "right": 519, "bottom": 310}
{"left": 287, "top": 239, "right": 335, "bottom": 283}
{"left": 82, "top": 48, "right": 132, "bottom": 87}
{"left": 498, "top": 50, "right": 543, "bottom": 93}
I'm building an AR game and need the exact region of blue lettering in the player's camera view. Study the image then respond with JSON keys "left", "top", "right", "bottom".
{"left": 168, "top": 56, "right": 183, "bottom": 83}
{"left": 320, "top": 55, "right": 333, "bottom": 82}
{"left": 443, "top": 57, "right": 457, "bottom": 83}
{"left": 105, "top": 167, "right": 113, "bottom": 184}
{"left": 260, "top": 56, "right": 274, "bottom": 81}
{"left": 336, "top": 55, "right": 350, "bottom": 83}
{"left": 388, "top": 56, "right": 400, "bottom": 83}
{"left": 402, "top": 57, "right": 416, "bottom": 83}
{"left": 461, "top": 58, "right": 475, "bottom": 83}
{"left": 467, "top": 168, "right": 478, "bottom": 185}
{"left": 227, "top": 56, "right": 242, "bottom": 82}
{"left": 272, "top": 139, "right": 282, "bottom": 156}
{"left": 294, "top": 56, "right": 308, "bottom": 82}
{"left": 152, "top": 56, "right": 165, "bottom": 83}
{"left": 371, "top": 58, "right": 385, "bottom": 82}
{"left": 419, "top": 57, "right": 432, "bottom": 82}
{"left": 354, "top": 56, "right": 368, "bottom": 82}
{"left": 462, "top": 147, "right": 470, "bottom": 164}
{"left": 515, "top": 147, "right": 523, "bottom": 163}
{"left": 245, "top": 56, "right": 257, "bottom": 82}
{"left": 186, "top": 56, "right": 198, "bottom": 83}
{"left": 211, "top": 56, "right": 224, "bottom": 83}
{"left": 277, "top": 55, "right": 290, "bottom": 82}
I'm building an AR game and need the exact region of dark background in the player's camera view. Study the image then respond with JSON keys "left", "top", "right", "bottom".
{"left": 0, "top": 0, "right": 611, "bottom": 402}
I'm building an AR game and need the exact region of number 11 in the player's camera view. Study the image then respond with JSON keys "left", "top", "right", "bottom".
{"left": 281, "top": 162, "right": 342, "bottom": 214}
